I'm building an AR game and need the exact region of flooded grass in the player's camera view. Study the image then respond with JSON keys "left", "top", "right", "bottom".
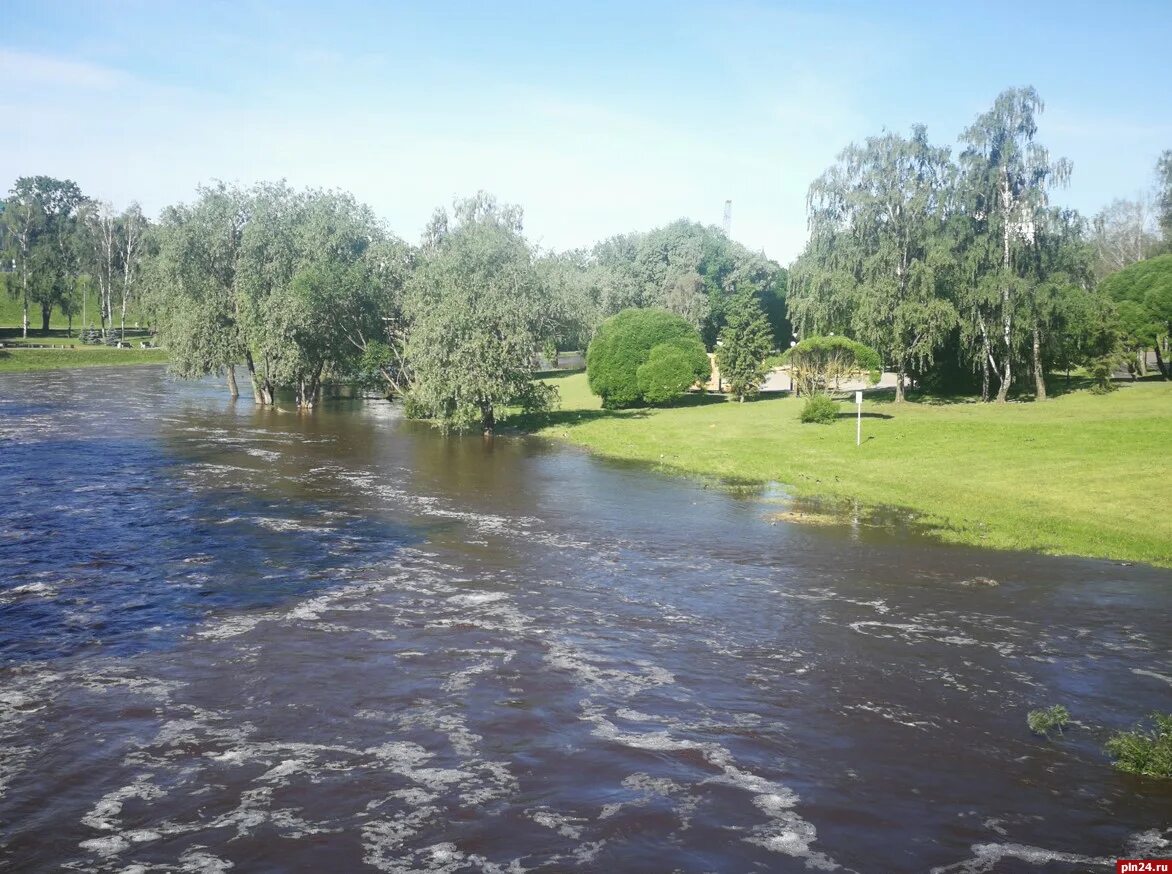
{"left": 525, "top": 372, "right": 1172, "bottom": 567}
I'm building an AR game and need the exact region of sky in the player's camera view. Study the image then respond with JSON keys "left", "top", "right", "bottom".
{"left": 2, "top": 0, "right": 1171, "bottom": 264}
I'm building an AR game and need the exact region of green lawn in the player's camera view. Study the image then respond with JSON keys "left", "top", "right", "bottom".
{"left": 517, "top": 373, "right": 1172, "bottom": 568}
{"left": 0, "top": 346, "right": 168, "bottom": 372}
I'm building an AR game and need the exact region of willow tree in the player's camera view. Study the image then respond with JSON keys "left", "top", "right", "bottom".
{"left": 793, "top": 126, "right": 957, "bottom": 401}
{"left": 151, "top": 182, "right": 399, "bottom": 406}
{"left": 149, "top": 181, "right": 253, "bottom": 398}
{"left": 404, "top": 193, "right": 556, "bottom": 434}
{"left": 957, "top": 87, "right": 1071, "bottom": 402}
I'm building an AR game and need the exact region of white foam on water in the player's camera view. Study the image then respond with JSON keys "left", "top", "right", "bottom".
{"left": 929, "top": 843, "right": 1113, "bottom": 873}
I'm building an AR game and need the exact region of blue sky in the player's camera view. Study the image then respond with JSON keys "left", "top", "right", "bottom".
{"left": 3, "top": 0, "right": 1170, "bottom": 263}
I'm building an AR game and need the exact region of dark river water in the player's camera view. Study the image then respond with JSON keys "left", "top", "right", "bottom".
{"left": 1, "top": 366, "right": 1169, "bottom": 872}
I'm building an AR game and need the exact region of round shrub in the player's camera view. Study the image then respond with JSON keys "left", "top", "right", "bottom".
{"left": 587, "top": 308, "right": 710, "bottom": 408}
{"left": 800, "top": 393, "right": 839, "bottom": 424}
{"left": 636, "top": 341, "right": 708, "bottom": 405}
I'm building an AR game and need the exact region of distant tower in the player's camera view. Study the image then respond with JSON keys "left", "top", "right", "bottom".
{"left": 722, "top": 200, "right": 732, "bottom": 237}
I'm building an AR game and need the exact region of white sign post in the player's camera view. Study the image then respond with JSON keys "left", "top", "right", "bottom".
{"left": 855, "top": 390, "right": 863, "bottom": 446}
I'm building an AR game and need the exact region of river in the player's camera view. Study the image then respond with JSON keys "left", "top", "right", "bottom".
{"left": 0, "top": 366, "right": 1169, "bottom": 872}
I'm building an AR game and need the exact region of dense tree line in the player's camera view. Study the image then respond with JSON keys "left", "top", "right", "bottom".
{"left": 789, "top": 87, "right": 1170, "bottom": 401}
{"left": 1, "top": 175, "right": 784, "bottom": 431}
{"left": 3, "top": 84, "right": 1168, "bottom": 429}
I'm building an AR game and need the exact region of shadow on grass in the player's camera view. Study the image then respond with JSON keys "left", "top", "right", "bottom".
{"left": 508, "top": 406, "right": 648, "bottom": 432}
{"left": 835, "top": 411, "right": 893, "bottom": 420}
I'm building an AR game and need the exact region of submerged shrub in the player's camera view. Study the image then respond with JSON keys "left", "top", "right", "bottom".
{"left": 800, "top": 393, "right": 839, "bottom": 424}
{"left": 1105, "top": 712, "right": 1172, "bottom": 779}
{"left": 1027, "top": 704, "right": 1071, "bottom": 737}
{"left": 587, "top": 309, "right": 709, "bottom": 408}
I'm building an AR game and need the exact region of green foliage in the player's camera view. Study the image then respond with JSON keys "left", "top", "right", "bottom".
{"left": 588, "top": 220, "right": 787, "bottom": 347}
{"left": 800, "top": 393, "right": 839, "bottom": 424}
{"left": 1105, "top": 713, "right": 1172, "bottom": 779}
{"left": 781, "top": 335, "right": 881, "bottom": 397}
{"left": 404, "top": 193, "right": 556, "bottom": 433}
{"left": 586, "top": 308, "right": 708, "bottom": 408}
{"left": 716, "top": 291, "right": 773, "bottom": 401}
{"left": 792, "top": 125, "right": 957, "bottom": 400}
{"left": 636, "top": 340, "right": 708, "bottom": 405}
{"left": 1099, "top": 254, "right": 1172, "bottom": 374}
{"left": 150, "top": 181, "right": 405, "bottom": 406}
{"left": 1027, "top": 704, "right": 1070, "bottom": 737}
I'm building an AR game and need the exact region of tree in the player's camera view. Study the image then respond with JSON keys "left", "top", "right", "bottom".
{"left": 403, "top": 193, "right": 555, "bottom": 434}
{"left": 715, "top": 291, "right": 773, "bottom": 401}
{"left": 957, "top": 87, "right": 1072, "bottom": 402}
{"left": 1100, "top": 254, "right": 1172, "bottom": 379}
{"left": 1020, "top": 208, "right": 1095, "bottom": 398}
{"left": 793, "top": 125, "right": 957, "bottom": 402}
{"left": 1091, "top": 195, "right": 1160, "bottom": 280}
{"left": 780, "top": 335, "right": 881, "bottom": 398}
{"left": 2, "top": 176, "right": 89, "bottom": 335}
{"left": 149, "top": 181, "right": 253, "bottom": 398}
{"left": 1156, "top": 150, "right": 1172, "bottom": 246}
{"left": 586, "top": 308, "right": 709, "bottom": 408}
{"left": 151, "top": 181, "right": 398, "bottom": 406}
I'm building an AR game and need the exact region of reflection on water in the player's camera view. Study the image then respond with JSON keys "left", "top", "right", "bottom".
{"left": 0, "top": 365, "right": 1170, "bottom": 872}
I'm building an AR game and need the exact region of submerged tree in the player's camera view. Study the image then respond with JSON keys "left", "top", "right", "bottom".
{"left": 151, "top": 181, "right": 399, "bottom": 406}
{"left": 404, "top": 193, "right": 556, "bottom": 434}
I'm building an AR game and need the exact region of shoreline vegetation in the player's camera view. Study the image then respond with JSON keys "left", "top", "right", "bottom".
{"left": 515, "top": 371, "right": 1172, "bottom": 569}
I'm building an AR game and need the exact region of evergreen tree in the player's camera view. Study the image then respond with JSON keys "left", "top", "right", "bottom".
{"left": 715, "top": 291, "right": 773, "bottom": 401}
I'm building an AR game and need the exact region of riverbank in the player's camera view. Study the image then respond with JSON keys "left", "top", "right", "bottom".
{"left": 519, "top": 372, "right": 1172, "bottom": 568}
{"left": 0, "top": 346, "right": 168, "bottom": 372}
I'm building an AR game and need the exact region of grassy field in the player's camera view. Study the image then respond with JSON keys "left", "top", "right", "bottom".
{"left": 517, "top": 372, "right": 1172, "bottom": 568}
{"left": 0, "top": 346, "right": 168, "bottom": 372}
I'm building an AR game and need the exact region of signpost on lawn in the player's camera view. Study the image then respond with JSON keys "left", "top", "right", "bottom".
{"left": 855, "top": 390, "right": 863, "bottom": 446}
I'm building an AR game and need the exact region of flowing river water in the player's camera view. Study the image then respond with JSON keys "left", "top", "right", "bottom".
{"left": 0, "top": 365, "right": 1169, "bottom": 872}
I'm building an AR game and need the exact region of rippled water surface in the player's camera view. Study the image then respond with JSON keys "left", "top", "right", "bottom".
{"left": 1, "top": 366, "right": 1170, "bottom": 872}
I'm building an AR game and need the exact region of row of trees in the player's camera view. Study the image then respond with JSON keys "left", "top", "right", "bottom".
{"left": 788, "top": 87, "right": 1172, "bottom": 402}
{"left": 4, "top": 84, "right": 1166, "bottom": 427}
{"left": 2, "top": 172, "right": 790, "bottom": 431}
{"left": 0, "top": 177, "right": 147, "bottom": 338}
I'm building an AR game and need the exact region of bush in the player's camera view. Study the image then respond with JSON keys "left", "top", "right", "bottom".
{"left": 1105, "top": 712, "right": 1172, "bottom": 779}
{"left": 587, "top": 308, "right": 709, "bottom": 408}
{"left": 800, "top": 393, "right": 839, "bottom": 424}
{"left": 636, "top": 341, "right": 706, "bottom": 405}
{"left": 782, "top": 335, "right": 882, "bottom": 397}
{"left": 1027, "top": 704, "right": 1070, "bottom": 737}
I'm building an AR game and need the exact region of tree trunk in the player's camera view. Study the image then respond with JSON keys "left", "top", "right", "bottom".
{"left": 1154, "top": 343, "right": 1169, "bottom": 380}
{"left": 1138, "top": 350, "right": 1147, "bottom": 377}
{"left": 225, "top": 366, "right": 239, "bottom": 399}
{"left": 244, "top": 350, "right": 264, "bottom": 404}
{"left": 995, "top": 360, "right": 1011, "bottom": 403}
{"left": 1032, "top": 324, "right": 1046, "bottom": 401}
{"left": 41, "top": 302, "right": 51, "bottom": 334}
{"left": 895, "top": 363, "right": 906, "bottom": 403}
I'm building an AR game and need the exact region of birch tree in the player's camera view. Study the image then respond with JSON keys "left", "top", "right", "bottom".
{"left": 957, "top": 87, "right": 1071, "bottom": 402}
